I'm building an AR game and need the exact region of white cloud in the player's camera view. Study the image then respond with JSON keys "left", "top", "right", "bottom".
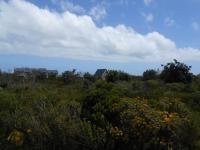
{"left": 89, "top": 5, "right": 107, "bottom": 21}
{"left": 51, "top": 0, "right": 85, "bottom": 14}
{"left": 164, "top": 17, "right": 175, "bottom": 27}
{"left": 142, "top": 13, "right": 154, "bottom": 22}
{"left": 144, "top": 0, "right": 153, "bottom": 6}
{"left": 0, "top": 0, "right": 200, "bottom": 62}
{"left": 192, "top": 22, "right": 199, "bottom": 31}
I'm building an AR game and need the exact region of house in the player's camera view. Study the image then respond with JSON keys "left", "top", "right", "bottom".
{"left": 14, "top": 68, "right": 58, "bottom": 79}
{"left": 94, "top": 69, "right": 108, "bottom": 80}
{"left": 14, "top": 68, "right": 32, "bottom": 78}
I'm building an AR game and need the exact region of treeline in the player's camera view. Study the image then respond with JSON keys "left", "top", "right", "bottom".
{"left": 0, "top": 60, "right": 200, "bottom": 150}
{"left": 0, "top": 59, "right": 198, "bottom": 86}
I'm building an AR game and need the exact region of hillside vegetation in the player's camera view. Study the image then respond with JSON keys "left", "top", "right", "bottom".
{"left": 0, "top": 60, "right": 200, "bottom": 150}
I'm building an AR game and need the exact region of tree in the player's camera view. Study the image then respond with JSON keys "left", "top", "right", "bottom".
{"left": 160, "top": 59, "right": 192, "bottom": 83}
{"left": 143, "top": 69, "right": 157, "bottom": 81}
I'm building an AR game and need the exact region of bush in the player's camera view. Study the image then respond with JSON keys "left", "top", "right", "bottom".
{"left": 143, "top": 69, "right": 157, "bottom": 81}
{"left": 118, "top": 71, "right": 131, "bottom": 81}
{"left": 62, "top": 70, "right": 79, "bottom": 84}
{"left": 106, "top": 70, "right": 119, "bottom": 82}
{"left": 83, "top": 72, "right": 95, "bottom": 82}
{"left": 106, "top": 70, "right": 131, "bottom": 83}
{"left": 181, "top": 92, "right": 200, "bottom": 108}
{"left": 110, "top": 97, "right": 197, "bottom": 150}
{"left": 81, "top": 81, "right": 119, "bottom": 127}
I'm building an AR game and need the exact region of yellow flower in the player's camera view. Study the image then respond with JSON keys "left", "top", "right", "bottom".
{"left": 7, "top": 129, "right": 24, "bottom": 146}
{"left": 164, "top": 117, "right": 171, "bottom": 124}
{"left": 163, "top": 114, "right": 172, "bottom": 124}
{"left": 110, "top": 127, "right": 123, "bottom": 138}
{"left": 160, "top": 140, "right": 167, "bottom": 145}
{"left": 27, "top": 129, "right": 32, "bottom": 134}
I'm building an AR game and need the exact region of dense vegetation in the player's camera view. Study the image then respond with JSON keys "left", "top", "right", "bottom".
{"left": 0, "top": 60, "right": 200, "bottom": 150}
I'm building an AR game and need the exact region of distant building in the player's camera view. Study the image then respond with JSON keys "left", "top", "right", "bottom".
{"left": 14, "top": 68, "right": 32, "bottom": 78}
{"left": 94, "top": 69, "right": 108, "bottom": 80}
{"left": 14, "top": 68, "right": 58, "bottom": 79}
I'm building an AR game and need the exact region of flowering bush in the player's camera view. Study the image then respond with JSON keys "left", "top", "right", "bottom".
{"left": 110, "top": 97, "right": 196, "bottom": 150}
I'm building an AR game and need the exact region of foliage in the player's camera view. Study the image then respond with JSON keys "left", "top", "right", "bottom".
{"left": 83, "top": 72, "right": 95, "bottom": 82}
{"left": 0, "top": 64, "right": 200, "bottom": 149}
{"left": 81, "top": 81, "right": 119, "bottom": 127}
{"left": 105, "top": 70, "right": 119, "bottom": 82}
{"left": 110, "top": 97, "right": 196, "bottom": 150}
{"left": 62, "top": 69, "right": 79, "bottom": 84}
{"left": 106, "top": 70, "right": 131, "bottom": 82}
{"left": 143, "top": 69, "right": 158, "bottom": 81}
{"left": 160, "top": 59, "right": 192, "bottom": 83}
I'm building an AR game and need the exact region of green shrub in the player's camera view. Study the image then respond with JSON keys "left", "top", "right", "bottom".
{"left": 143, "top": 69, "right": 158, "bottom": 81}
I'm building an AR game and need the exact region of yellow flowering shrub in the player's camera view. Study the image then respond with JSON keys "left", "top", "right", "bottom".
{"left": 110, "top": 97, "right": 193, "bottom": 149}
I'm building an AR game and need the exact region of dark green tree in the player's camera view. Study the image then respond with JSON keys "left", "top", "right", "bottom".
{"left": 160, "top": 59, "right": 192, "bottom": 83}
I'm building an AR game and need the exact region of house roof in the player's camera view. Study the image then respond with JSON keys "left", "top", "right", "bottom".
{"left": 94, "top": 69, "right": 107, "bottom": 77}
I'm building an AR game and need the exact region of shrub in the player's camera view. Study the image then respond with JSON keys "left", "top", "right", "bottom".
{"left": 143, "top": 69, "right": 157, "bottom": 81}
{"left": 81, "top": 81, "right": 119, "bottom": 127}
{"left": 83, "top": 72, "right": 95, "bottom": 82}
{"left": 62, "top": 70, "right": 79, "bottom": 84}
{"left": 106, "top": 70, "right": 119, "bottom": 83}
{"left": 118, "top": 71, "right": 131, "bottom": 81}
{"left": 106, "top": 70, "right": 131, "bottom": 83}
{"left": 110, "top": 97, "right": 197, "bottom": 150}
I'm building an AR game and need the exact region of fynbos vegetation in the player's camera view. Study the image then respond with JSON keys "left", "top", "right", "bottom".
{"left": 0, "top": 60, "right": 200, "bottom": 150}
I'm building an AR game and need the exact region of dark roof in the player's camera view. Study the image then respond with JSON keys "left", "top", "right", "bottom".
{"left": 94, "top": 69, "right": 107, "bottom": 77}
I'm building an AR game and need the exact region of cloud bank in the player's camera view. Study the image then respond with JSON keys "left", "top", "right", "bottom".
{"left": 0, "top": 0, "right": 200, "bottom": 62}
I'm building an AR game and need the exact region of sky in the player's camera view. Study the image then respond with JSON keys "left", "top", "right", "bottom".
{"left": 0, "top": 0, "right": 200, "bottom": 74}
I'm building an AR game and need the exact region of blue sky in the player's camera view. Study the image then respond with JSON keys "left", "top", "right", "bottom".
{"left": 0, "top": 0, "right": 200, "bottom": 74}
